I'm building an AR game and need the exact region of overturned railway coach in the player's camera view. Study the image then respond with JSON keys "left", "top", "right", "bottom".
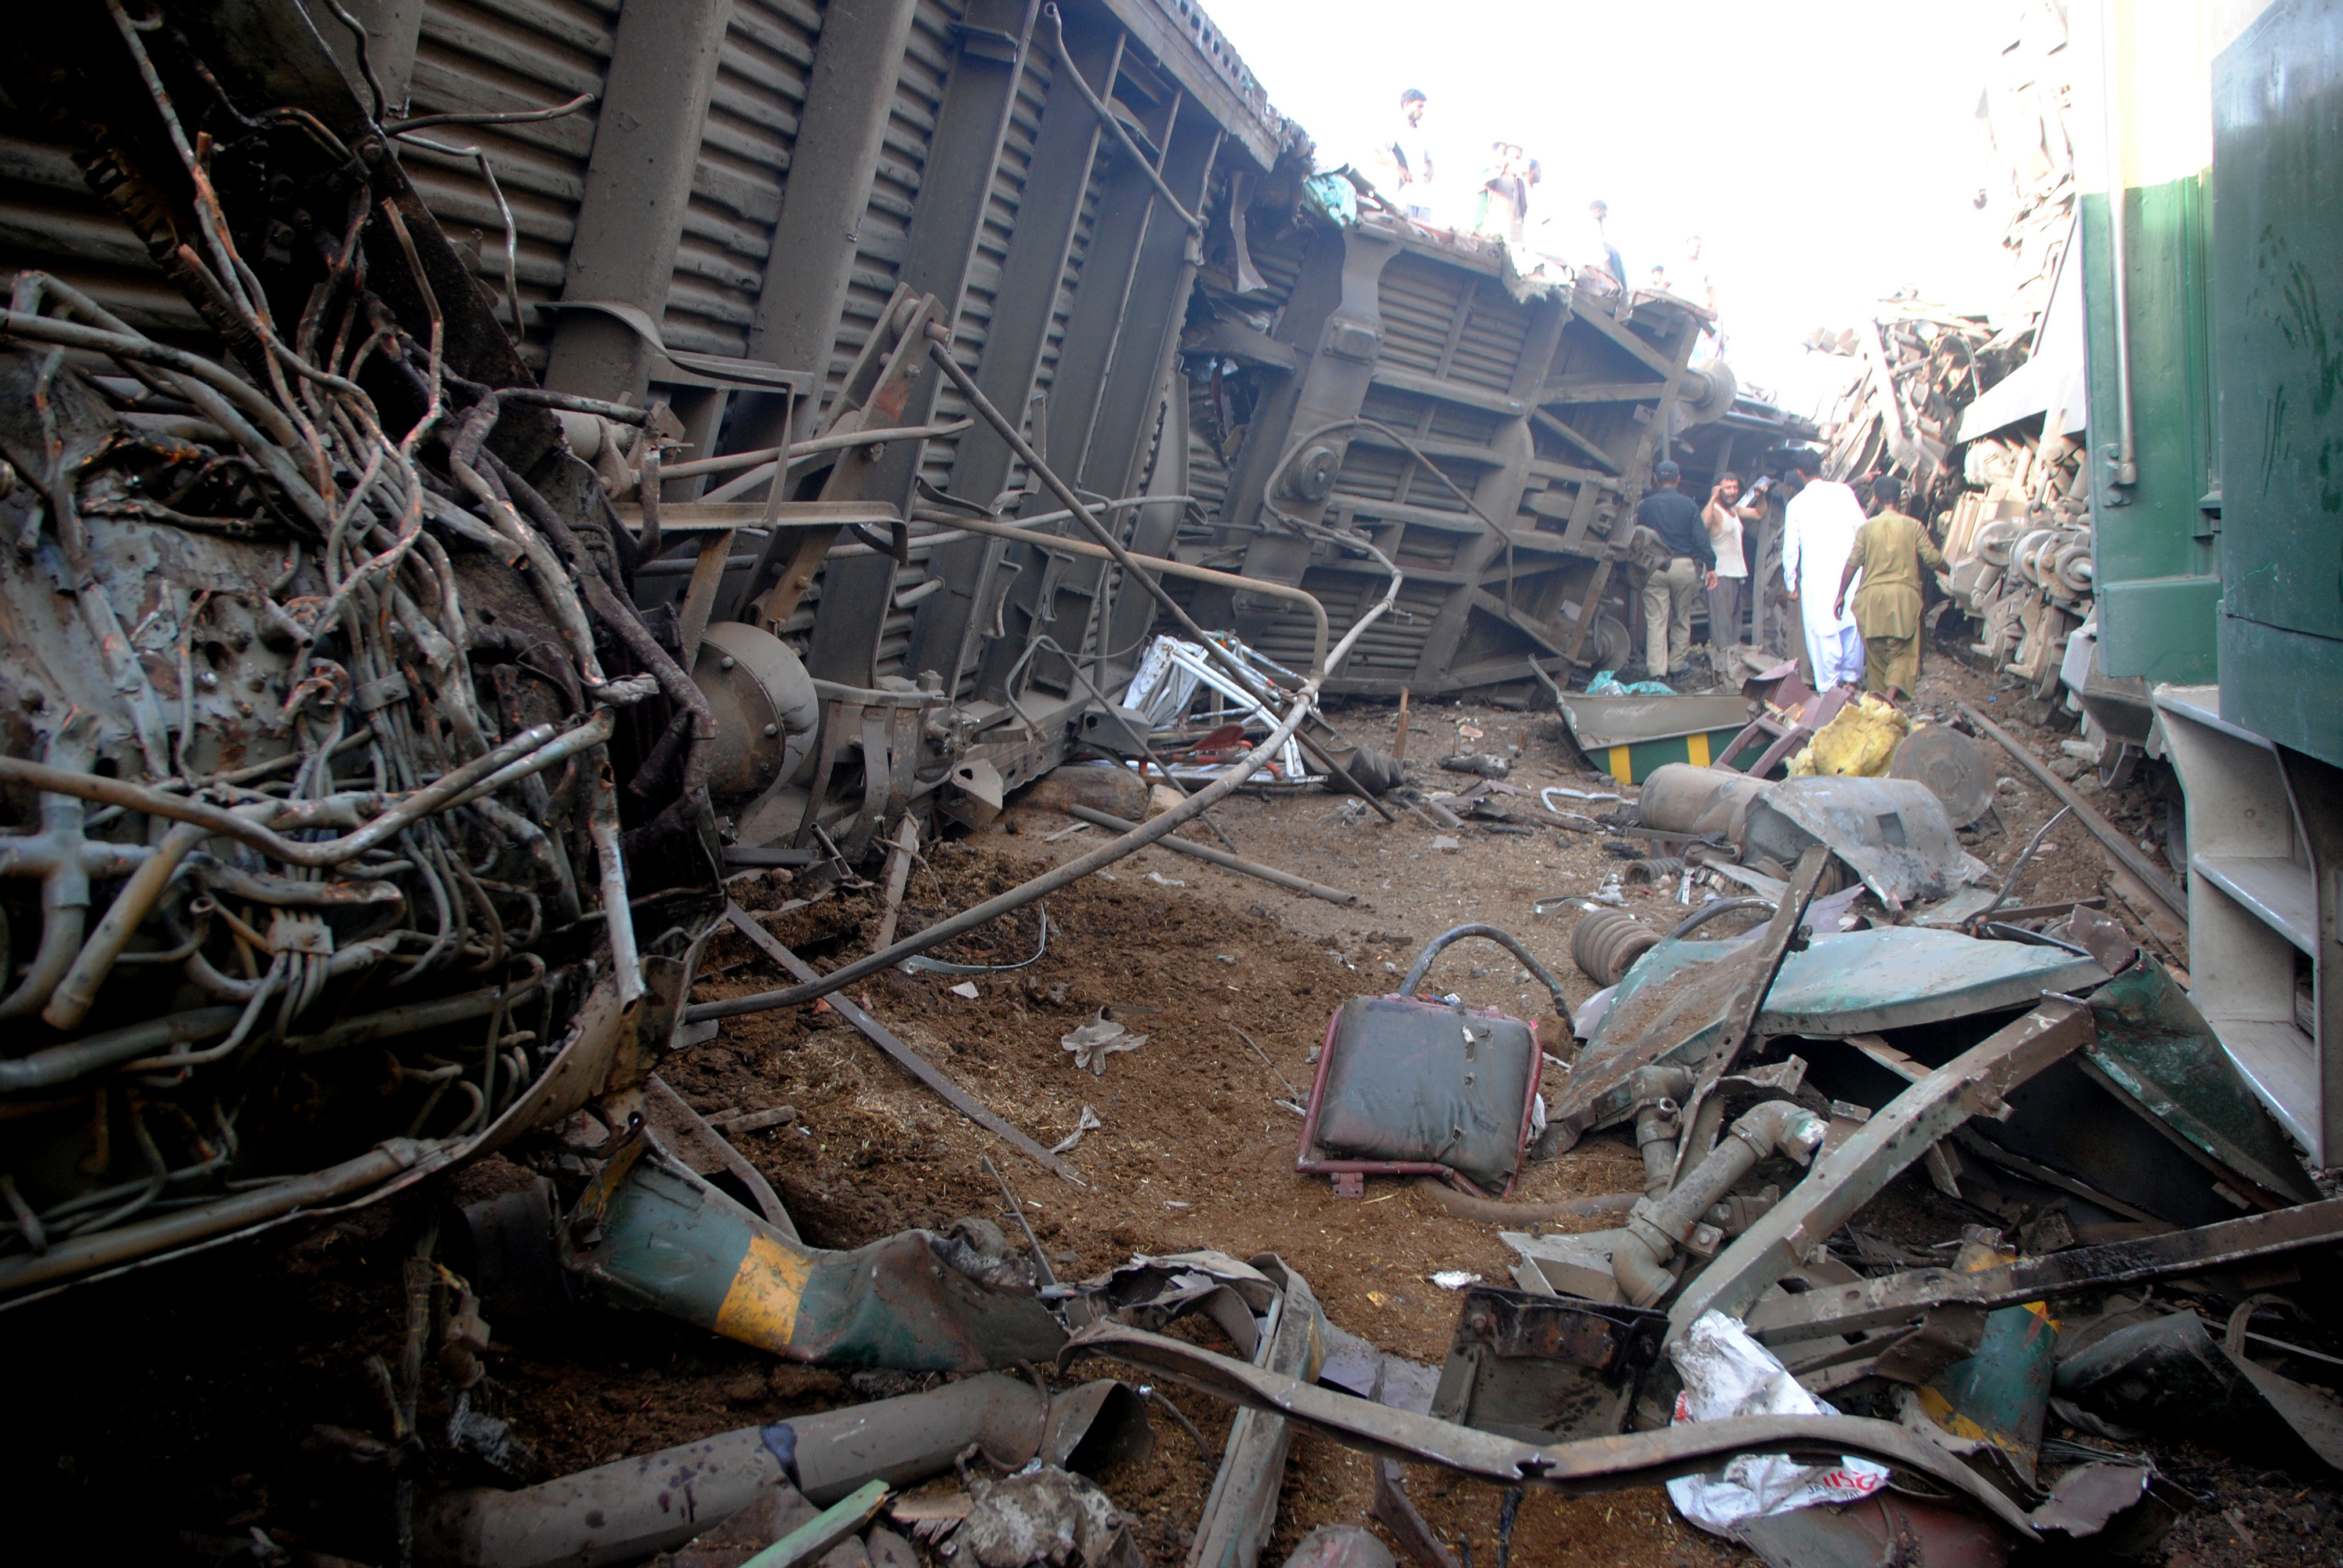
{"left": 0, "top": 0, "right": 1754, "bottom": 1302}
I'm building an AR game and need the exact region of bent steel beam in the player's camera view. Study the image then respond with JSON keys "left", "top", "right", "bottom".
{"left": 1059, "top": 1321, "right": 2039, "bottom": 1538}
{"left": 1666, "top": 999, "right": 2099, "bottom": 1339}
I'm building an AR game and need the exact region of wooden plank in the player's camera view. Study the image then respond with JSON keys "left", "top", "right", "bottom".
{"left": 721, "top": 903, "right": 1086, "bottom": 1186}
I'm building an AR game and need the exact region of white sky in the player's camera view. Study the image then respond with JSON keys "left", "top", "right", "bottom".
{"left": 1204, "top": 0, "right": 2018, "bottom": 417}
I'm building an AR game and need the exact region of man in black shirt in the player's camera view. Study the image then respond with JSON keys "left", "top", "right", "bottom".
{"left": 1634, "top": 459, "right": 1716, "bottom": 679}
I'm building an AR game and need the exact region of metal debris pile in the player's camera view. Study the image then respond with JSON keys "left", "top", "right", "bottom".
{"left": 0, "top": 5, "right": 702, "bottom": 1304}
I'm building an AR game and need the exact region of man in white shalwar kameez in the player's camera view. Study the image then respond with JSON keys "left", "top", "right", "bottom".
{"left": 1780, "top": 451, "right": 1867, "bottom": 687}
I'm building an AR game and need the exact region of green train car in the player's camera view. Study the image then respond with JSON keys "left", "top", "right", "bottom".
{"left": 2079, "top": 0, "right": 2343, "bottom": 1161}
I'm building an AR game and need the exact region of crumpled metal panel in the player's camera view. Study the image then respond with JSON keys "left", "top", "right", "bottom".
{"left": 565, "top": 1134, "right": 1066, "bottom": 1372}
{"left": 1551, "top": 929, "right": 2105, "bottom": 1142}
{"left": 1742, "top": 776, "right": 1992, "bottom": 909}
{"left": 2083, "top": 956, "right": 2319, "bottom": 1207}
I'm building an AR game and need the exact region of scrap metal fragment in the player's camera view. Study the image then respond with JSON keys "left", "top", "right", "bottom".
{"left": 1667, "top": 1000, "right": 2098, "bottom": 1339}
{"left": 1546, "top": 848, "right": 1824, "bottom": 1152}
{"left": 1426, "top": 1286, "right": 1668, "bottom": 1442}
{"left": 1058, "top": 1322, "right": 2040, "bottom": 1537}
{"left": 1190, "top": 1258, "right": 1325, "bottom": 1568}
{"left": 1371, "top": 1461, "right": 1462, "bottom": 1568}
{"left": 1746, "top": 1194, "right": 2343, "bottom": 1344}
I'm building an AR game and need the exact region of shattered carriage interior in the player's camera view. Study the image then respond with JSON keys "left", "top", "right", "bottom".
{"left": 4, "top": 1, "right": 2343, "bottom": 1567}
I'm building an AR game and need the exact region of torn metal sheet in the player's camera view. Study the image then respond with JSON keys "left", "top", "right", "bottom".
{"left": 1546, "top": 854, "right": 1823, "bottom": 1150}
{"left": 2082, "top": 957, "right": 2319, "bottom": 1208}
{"left": 1747, "top": 1195, "right": 2343, "bottom": 1345}
{"left": 1667, "top": 1000, "right": 2098, "bottom": 1338}
{"left": 1057, "top": 1321, "right": 2040, "bottom": 1537}
{"left": 1426, "top": 1286, "right": 1668, "bottom": 1443}
{"left": 1741, "top": 776, "right": 1991, "bottom": 910}
{"left": 1549, "top": 925, "right": 2098, "bottom": 1150}
{"left": 562, "top": 1131, "right": 1065, "bottom": 1372}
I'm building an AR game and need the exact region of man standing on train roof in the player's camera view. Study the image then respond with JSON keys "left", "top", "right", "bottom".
{"left": 1780, "top": 449, "right": 1867, "bottom": 688}
{"left": 1834, "top": 473, "right": 1945, "bottom": 702}
{"left": 1383, "top": 89, "right": 1436, "bottom": 221}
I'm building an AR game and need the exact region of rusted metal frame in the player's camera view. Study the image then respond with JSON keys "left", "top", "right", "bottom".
{"left": 1960, "top": 702, "right": 2187, "bottom": 925}
{"left": 915, "top": 15, "right": 1125, "bottom": 690}
{"left": 1405, "top": 292, "right": 1565, "bottom": 691}
{"left": 1059, "top": 1321, "right": 2040, "bottom": 1537}
{"left": 1666, "top": 999, "right": 2100, "bottom": 1339}
{"left": 539, "top": 0, "right": 733, "bottom": 403}
{"left": 810, "top": 0, "right": 1044, "bottom": 689}
{"left": 720, "top": 902, "right": 1086, "bottom": 1185}
{"left": 1189, "top": 1265, "right": 1322, "bottom": 1568}
{"left": 644, "top": 1073, "right": 794, "bottom": 1236}
{"left": 1749, "top": 1194, "right": 2343, "bottom": 1345}
{"left": 739, "top": 292, "right": 939, "bottom": 629}
{"left": 732, "top": 0, "right": 924, "bottom": 461}
{"left": 1539, "top": 379, "right": 1682, "bottom": 405}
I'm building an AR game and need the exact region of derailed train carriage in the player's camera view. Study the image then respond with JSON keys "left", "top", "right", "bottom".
{"left": 0, "top": 0, "right": 1779, "bottom": 1302}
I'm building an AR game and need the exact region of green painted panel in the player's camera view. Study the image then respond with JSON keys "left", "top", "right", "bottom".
{"left": 2213, "top": 0, "right": 2343, "bottom": 724}
{"left": 2080, "top": 176, "right": 2222, "bottom": 682}
{"left": 2096, "top": 575, "right": 2221, "bottom": 684}
{"left": 2220, "top": 611, "right": 2343, "bottom": 768}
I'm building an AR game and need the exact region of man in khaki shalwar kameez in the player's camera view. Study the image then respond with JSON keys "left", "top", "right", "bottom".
{"left": 1833, "top": 475, "right": 1945, "bottom": 701}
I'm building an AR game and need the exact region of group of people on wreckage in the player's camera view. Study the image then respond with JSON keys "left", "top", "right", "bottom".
{"left": 1634, "top": 452, "right": 1944, "bottom": 705}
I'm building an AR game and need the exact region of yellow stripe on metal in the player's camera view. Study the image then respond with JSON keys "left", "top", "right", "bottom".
{"left": 1686, "top": 731, "right": 1711, "bottom": 768}
{"left": 713, "top": 1231, "right": 814, "bottom": 1352}
{"left": 1607, "top": 744, "right": 1633, "bottom": 783}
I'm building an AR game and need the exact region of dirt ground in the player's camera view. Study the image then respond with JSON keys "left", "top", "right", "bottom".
{"left": 5, "top": 634, "right": 2322, "bottom": 1568}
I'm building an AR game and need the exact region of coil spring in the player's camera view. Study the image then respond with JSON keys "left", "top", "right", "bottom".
{"left": 1572, "top": 907, "right": 1663, "bottom": 988}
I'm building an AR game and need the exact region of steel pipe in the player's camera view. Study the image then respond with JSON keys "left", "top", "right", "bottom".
{"left": 1063, "top": 806, "right": 1356, "bottom": 904}
{"left": 0, "top": 1139, "right": 432, "bottom": 1302}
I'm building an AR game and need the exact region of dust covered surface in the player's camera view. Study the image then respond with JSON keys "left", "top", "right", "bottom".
{"left": 0, "top": 647, "right": 2299, "bottom": 1568}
